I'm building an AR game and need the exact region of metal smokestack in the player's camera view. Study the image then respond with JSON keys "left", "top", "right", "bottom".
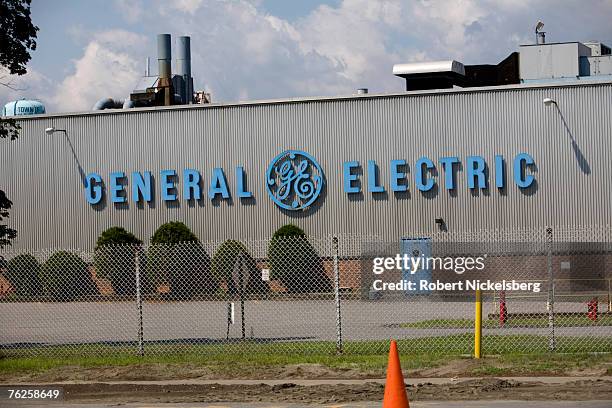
{"left": 176, "top": 36, "right": 193, "bottom": 104}
{"left": 157, "top": 34, "right": 172, "bottom": 79}
{"left": 176, "top": 36, "right": 191, "bottom": 77}
{"left": 156, "top": 34, "right": 173, "bottom": 106}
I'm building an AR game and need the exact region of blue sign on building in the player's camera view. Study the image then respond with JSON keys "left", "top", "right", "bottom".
{"left": 84, "top": 151, "right": 535, "bottom": 211}
{"left": 265, "top": 150, "right": 325, "bottom": 211}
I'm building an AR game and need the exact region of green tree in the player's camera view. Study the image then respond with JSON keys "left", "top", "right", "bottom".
{"left": 211, "top": 240, "right": 268, "bottom": 295}
{"left": 0, "top": 0, "right": 39, "bottom": 76}
{"left": 6, "top": 253, "right": 42, "bottom": 297}
{"left": 0, "top": 0, "right": 39, "bottom": 251}
{"left": 0, "top": 190, "right": 17, "bottom": 249}
{"left": 148, "top": 222, "right": 217, "bottom": 298}
{"left": 267, "top": 224, "right": 331, "bottom": 293}
{"left": 41, "top": 251, "right": 98, "bottom": 301}
{"left": 94, "top": 227, "right": 143, "bottom": 296}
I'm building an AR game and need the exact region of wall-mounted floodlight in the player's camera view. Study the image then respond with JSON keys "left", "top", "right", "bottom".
{"left": 435, "top": 217, "right": 447, "bottom": 231}
{"left": 535, "top": 20, "right": 544, "bottom": 33}
{"left": 45, "top": 127, "right": 66, "bottom": 135}
{"left": 535, "top": 20, "right": 546, "bottom": 44}
{"left": 543, "top": 97, "right": 556, "bottom": 106}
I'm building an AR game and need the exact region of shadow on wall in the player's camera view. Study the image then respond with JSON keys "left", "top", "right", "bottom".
{"left": 553, "top": 105, "right": 591, "bottom": 175}
{"left": 519, "top": 161, "right": 538, "bottom": 197}
{"left": 47, "top": 128, "right": 88, "bottom": 188}
{"left": 62, "top": 131, "right": 88, "bottom": 186}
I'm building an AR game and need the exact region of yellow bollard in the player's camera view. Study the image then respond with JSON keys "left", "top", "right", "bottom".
{"left": 474, "top": 289, "right": 482, "bottom": 359}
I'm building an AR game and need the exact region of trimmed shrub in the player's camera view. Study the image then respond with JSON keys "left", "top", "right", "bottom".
{"left": 267, "top": 224, "right": 331, "bottom": 293}
{"left": 6, "top": 254, "right": 42, "bottom": 297}
{"left": 94, "top": 227, "right": 143, "bottom": 296}
{"left": 151, "top": 222, "right": 198, "bottom": 245}
{"left": 41, "top": 251, "right": 98, "bottom": 300}
{"left": 96, "top": 227, "right": 142, "bottom": 247}
{"left": 148, "top": 222, "right": 217, "bottom": 298}
{"left": 211, "top": 240, "right": 268, "bottom": 295}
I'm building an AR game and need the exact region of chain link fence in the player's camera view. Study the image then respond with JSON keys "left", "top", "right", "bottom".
{"left": 1, "top": 226, "right": 611, "bottom": 357}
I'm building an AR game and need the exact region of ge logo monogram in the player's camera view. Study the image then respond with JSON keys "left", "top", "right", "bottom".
{"left": 266, "top": 150, "right": 324, "bottom": 211}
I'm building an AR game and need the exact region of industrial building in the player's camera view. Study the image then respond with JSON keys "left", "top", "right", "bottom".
{"left": 1, "top": 31, "right": 612, "bottom": 249}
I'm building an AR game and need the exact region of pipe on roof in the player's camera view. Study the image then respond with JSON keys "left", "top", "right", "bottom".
{"left": 92, "top": 98, "right": 134, "bottom": 110}
{"left": 93, "top": 98, "right": 119, "bottom": 110}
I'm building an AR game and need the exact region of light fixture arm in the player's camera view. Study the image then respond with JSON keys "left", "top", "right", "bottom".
{"left": 44, "top": 127, "right": 67, "bottom": 135}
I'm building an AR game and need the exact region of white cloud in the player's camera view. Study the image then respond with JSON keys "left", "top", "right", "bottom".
{"left": 159, "top": 0, "right": 354, "bottom": 101}
{"left": 158, "top": 0, "right": 555, "bottom": 101}
{"left": 114, "top": 0, "right": 144, "bottom": 23}
{"left": 295, "top": 1, "right": 409, "bottom": 89}
{"left": 0, "top": 68, "right": 54, "bottom": 109}
{"left": 0, "top": 29, "right": 148, "bottom": 113}
{"left": 94, "top": 29, "right": 148, "bottom": 49}
{"left": 18, "top": 0, "right": 612, "bottom": 113}
{"left": 50, "top": 30, "right": 147, "bottom": 112}
{"left": 166, "top": 0, "right": 204, "bottom": 15}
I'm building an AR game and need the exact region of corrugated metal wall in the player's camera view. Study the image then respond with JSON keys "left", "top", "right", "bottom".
{"left": 2, "top": 82, "right": 611, "bottom": 249}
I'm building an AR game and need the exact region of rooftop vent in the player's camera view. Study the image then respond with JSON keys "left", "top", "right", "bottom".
{"left": 392, "top": 60, "right": 466, "bottom": 91}
{"left": 393, "top": 54, "right": 520, "bottom": 91}
{"left": 583, "top": 42, "right": 612, "bottom": 56}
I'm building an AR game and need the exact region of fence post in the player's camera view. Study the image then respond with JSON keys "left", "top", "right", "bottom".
{"left": 546, "top": 227, "right": 556, "bottom": 351}
{"left": 233, "top": 251, "right": 246, "bottom": 340}
{"left": 333, "top": 236, "right": 343, "bottom": 354}
{"left": 240, "top": 253, "right": 246, "bottom": 340}
{"left": 135, "top": 248, "right": 144, "bottom": 356}
{"left": 474, "top": 289, "right": 482, "bottom": 358}
{"left": 608, "top": 279, "right": 612, "bottom": 313}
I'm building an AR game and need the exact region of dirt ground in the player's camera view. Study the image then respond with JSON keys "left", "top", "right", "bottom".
{"left": 7, "top": 379, "right": 606, "bottom": 404}
{"left": 3, "top": 356, "right": 611, "bottom": 404}
{"left": 2, "top": 358, "right": 610, "bottom": 383}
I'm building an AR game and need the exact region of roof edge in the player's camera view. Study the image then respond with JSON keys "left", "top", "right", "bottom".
{"left": 9, "top": 79, "right": 612, "bottom": 121}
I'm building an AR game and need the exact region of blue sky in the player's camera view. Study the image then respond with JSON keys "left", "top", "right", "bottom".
{"left": 2, "top": 0, "right": 612, "bottom": 113}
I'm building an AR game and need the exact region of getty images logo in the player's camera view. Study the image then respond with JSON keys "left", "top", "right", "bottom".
{"left": 265, "top": 150, "right": 325, "bottom": 211}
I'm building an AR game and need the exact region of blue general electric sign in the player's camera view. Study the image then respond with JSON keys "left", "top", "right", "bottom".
{"left": 84, "top": 151, "right": 535, "bottom": 211}
{"left": 266, "top": 150, "right": 325, "bottom": 211}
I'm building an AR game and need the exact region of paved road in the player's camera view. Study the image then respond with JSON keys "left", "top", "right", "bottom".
{"left": 4, "top": 401, "right": 612, "bottom": 407}
{"left": 1, "top": 300, "right": 609, "bottom": 348}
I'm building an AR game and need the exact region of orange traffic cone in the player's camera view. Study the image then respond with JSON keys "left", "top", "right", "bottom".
{"left": 383, "top": 340, "right": 410, "bottom": 408}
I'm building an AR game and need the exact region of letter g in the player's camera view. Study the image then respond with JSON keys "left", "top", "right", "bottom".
{"left": 85, "top": 173, "right": 103, "bottom": 204}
